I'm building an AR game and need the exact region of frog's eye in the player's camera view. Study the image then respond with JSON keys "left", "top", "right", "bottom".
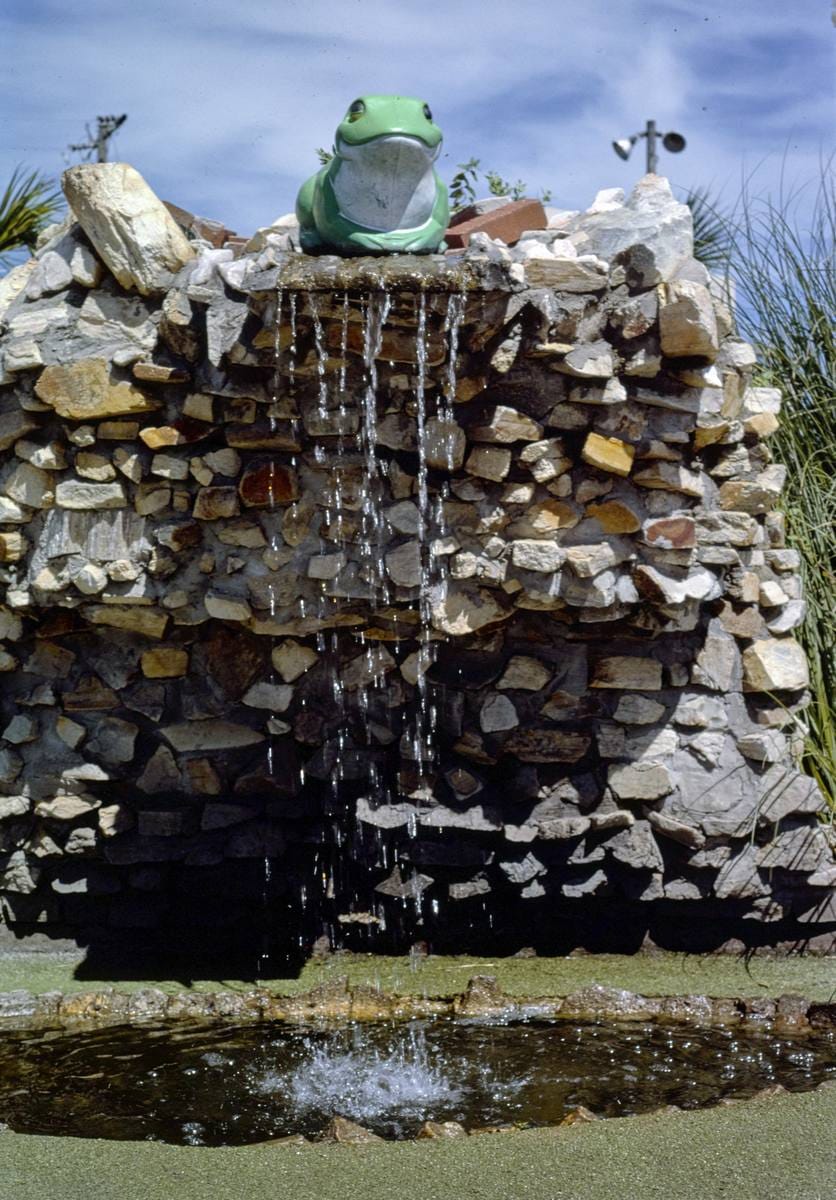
{"left": 423, "top": 104, "right": 433, "bottom": 121}
{"left": 347, "top": 99, "right": 366, "bottom": 120}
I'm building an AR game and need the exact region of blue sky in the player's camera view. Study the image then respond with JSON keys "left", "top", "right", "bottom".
{"left": 1, "top": 0, "right": 833, "bottom": 236}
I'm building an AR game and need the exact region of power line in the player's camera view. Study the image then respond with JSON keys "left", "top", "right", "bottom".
{"left": 68, "top": 114, "right": 128, "bottom": 164}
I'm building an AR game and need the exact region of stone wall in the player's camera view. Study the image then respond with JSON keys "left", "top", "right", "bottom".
{"left": 0, "top": 165, "right": 833, "bottom": 960}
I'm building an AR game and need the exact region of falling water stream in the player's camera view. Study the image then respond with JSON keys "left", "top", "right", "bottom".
{"left": 252, "top": 283, "right": 467, "bottom": 961}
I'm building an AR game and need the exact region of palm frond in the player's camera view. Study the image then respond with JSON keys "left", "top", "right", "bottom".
{"left": 0, "top": 167, "right": 63, "bottom": 270}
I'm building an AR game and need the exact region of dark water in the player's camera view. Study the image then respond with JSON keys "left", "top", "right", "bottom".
{"left": 0, "top": 1018, "right": 832, "bottom": 1145}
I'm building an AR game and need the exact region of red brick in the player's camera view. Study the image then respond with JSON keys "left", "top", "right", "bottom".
{"left": 445, "top": 199, "right": 547, "bottom": 249}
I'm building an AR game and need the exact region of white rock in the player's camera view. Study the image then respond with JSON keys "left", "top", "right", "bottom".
{"left": 510, "top": 540, "right": 564, "bottom": 573}
{"left": 271, "top": 640, "right": 318, "bottom": 682}
{"left": 242, "top": 681, "right": 294, "bottom": 711}
{"left": 62, "top": 162, "right": 196, "bottom": 294}
{"left": 204, "top": 593, "right": 252, "bottom": 622}
{"left": 55, "top": 480, "right": 127, "bottom": 510}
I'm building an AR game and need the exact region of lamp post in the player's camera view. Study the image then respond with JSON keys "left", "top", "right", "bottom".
{"left": 612, "top": 121, "right": 686, "bottom": 174}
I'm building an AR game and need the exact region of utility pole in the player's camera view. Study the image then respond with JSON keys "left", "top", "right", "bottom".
{"left": 644, "top": 119, "right": 658, "bottom": 175}
{"left": 68, "top": 115, "right": 128, "bottom": 164}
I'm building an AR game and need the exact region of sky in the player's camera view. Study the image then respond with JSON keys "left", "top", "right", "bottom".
{"left": 1, "top": 0, "right": 833, "bottom": 237}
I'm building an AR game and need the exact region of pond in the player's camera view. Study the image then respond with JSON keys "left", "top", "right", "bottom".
{"left": 0, "top": 1017, "right": 832, "bottom": 1145}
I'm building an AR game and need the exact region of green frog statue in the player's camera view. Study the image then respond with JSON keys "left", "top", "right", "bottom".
{"left": 296, "top": 94, "right": 450, "bottom": 255}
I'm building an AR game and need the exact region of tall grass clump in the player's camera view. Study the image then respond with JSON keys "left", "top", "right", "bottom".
{"left": 723, "top": 165, "right": 835, "bottom": 808}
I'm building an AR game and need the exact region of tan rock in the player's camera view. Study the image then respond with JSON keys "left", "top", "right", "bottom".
{"left": 591, "top": 656, "right": 662, "bottom": 690}
{"left": 581, "top": 433, "right": 634, "bottom": 477}
{"left": 62, "top": 162, "right": 195, "bottom": 295}
{"left": 586, "top": 499, "right": 642, "bottom": 533}
{"left": 193, "top": 486, "right": 240, "bottom": 520}
{"left": 205, "top": 593, "right": 252, "bottom": 622}
{"left": 0, "top": 532, "right": 29, "bottom": 563}
{"left": 469, "top": 405, "right": 543, "bottom": 443}
{"left": 35, "top": 358, "right": 158, "bottom": 420}
{"left": 742, "top": 638, "right": 809, "bottom": 692}
{"left": 718, "top": 466, "right": 786, "bottom": 514}
{"left": 430, "top": 584, "right": 509, "bottom": 636}
{"left": 510, "top": 499, "right": 581, "bottom": 536}
{"left": 465, "top": 445, "right": 511, "bottom": 482}
{"left": 84, "top": 605, "right": 169, "bottom": 638}
{"left": 75, "top": 453, "right": 116, "bottom": 482}
{"left": 141, "top": 648, "right": 189, "bottom": 678}
{"left": 658, "top": 280, "right": 719, "bottom": 359}
{"left": 633, "top": 462, "right": 704, "bottom": 497}
{"left": 271, "top": 640, "right": 318, "bottom": 682}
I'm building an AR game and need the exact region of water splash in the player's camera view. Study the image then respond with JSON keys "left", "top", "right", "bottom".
{"left": 261, "top": 1024, "right": 460, "bottom": 1124}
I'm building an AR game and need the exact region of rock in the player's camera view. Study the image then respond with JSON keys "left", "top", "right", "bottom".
{"left": 204, "top": 593, "right": 252, "bottom": 622}
{"left": 35, "top": 359, "right": 159, "bottom": 420}
{"left": 420, "top": 417, "right": 465, "bottom": 470}
{"left": 55, "top": 480, "right": 127, "bottom": 510}
{"left": 308, "top": 553, "right": 346, "bottom": 581}
{"left": 646, "top": 810, "right": 705, "bottom": 848}
{"left": 718, "top": 467, "right": 786, "bottom": 514}
{"left": 160, "top": 721, "right": 265, "bottom": 752}
{"left": 633, "top": 462, "right": 704, "bottom": 497}
{"left": 559, "top": 1106, "right": 599, "bottom": 1126}
{"left": 518, "top": 438, "right": 573, "bottom": 483}
{"left": 608, "top": 819, "right": 664, "bottom": 871}
{"left": 504, "top": 729, "right": 591, "bottom": 762}
{"left": 193, "top": 486, "right": 240, "bottom": 520}
{"left": 321, "top": 1117, "right": 383, "bottom": 1145}
{"left": 416, "top": 1121, "right": 467, "bottom": 1140}
{"left": 385, "top": 541, "right": 422, "bottom": 587}
{"left": 565, "top": 542, "right": 628, "bottom": 578}
{"left": 587, "top": 499, "right": 642, "bottom": 533}
{"left": 608, "top": 761, "right": 675, "bottom": 801}
{"left": 137, "top": 745, "right": 181, "bottom": 792}
{"left": 642, "top": 516, "right": 696, "bottom": 549}
{"left": 510, "top": 539, "right": 563, "bottom": 573}
{"left": 581, "top": 432, "right": 634, "bottom": 477}
{"left": 523, "top": 256, "right": 609, "bottom": 292}
{"left": 0, "top": 399, "right": 38, "bottom": 451}
{"left": 3, "top": 463, "right": 54, "bottom": 509}
{"left": 469, "top": 405, "right": 543, "bottom": 443}
{"left": 613, "top": 695, "right": 666, "bottom": 724}
{"left": 140, "top": 648, "right": 189, "bottom": 678}
{"left": 464, "top": 445, "right": 511, "bottom": 481}
{"left": 691, "top": 626, "right": 739, "bottom": 691}
{"left": 591, "top": 656, "right": 662, "bottom": 690}
{"left": 756, "top": 821, "right": 832, "bottom": 873}
{"left": 62, "top": 162, "right": 195, "bottom": 294}
{"left": 242, "top": 681, "right": 293, "bottom": 711}
{"left": 341, "top": 646, "right": 396, "bottom": 691}
{"left": 511, "top": 499, "right": 580, "bottom": 535}
{"left": 497, "top": 656, "right": 551, "bottom": 691}
{"left": 272, "top": 640, "right": 318, "bottom": 682}
{"left": 715, "top": 846, "right": 767, "bottom": 899}
{"left": 85, "top": 605, "right": 169, "bottom": 638}
{"left": 658, "top": 280, "right": 719, "bottom": 358}
{"left": 238, "top": 462, "right": 299, "bottom": 507}
{"left": 742, "top": 638, "right": 809, "bottom": 692}
{"left": 572, "top": 176, "right": 692, "bottom": 286}
{"left": 430, "top": 584, "right": 509, "bottom": 636}
{"left": 480, "top": 694, "right": 519, "bottom": 732}
{"left": 556, "top": 340, "right": 614, "bottom": 378}
{"left": 0, "top": 532, "right": 28, "bottom": 562}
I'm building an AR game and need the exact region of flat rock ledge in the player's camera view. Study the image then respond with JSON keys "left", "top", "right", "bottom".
{"left": 0, "top": 976, "right": 832, "bottom": 1032}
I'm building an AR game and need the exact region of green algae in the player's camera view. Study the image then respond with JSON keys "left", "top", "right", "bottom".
{"left": 0, "top": 1086, "right": 833, "bottom": 1200}
{"left": 1, "top": 951, "right": 835, "bottom": 1002}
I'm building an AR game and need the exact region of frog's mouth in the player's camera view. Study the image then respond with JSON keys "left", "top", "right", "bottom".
{"left": 332, "top": 134, "right": 440, "bottom": 233}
